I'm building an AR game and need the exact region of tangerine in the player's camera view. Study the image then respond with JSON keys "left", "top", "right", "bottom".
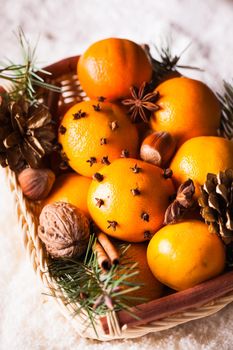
{"left": 171, "top": 136, "right": 233, "bottom": 194}
{"left": 44, "top": 173, "right": 91, "bottom": 217}
{"left": 77, "top": 38, "right": 152, "bottom": 101}
{"left": 150, "top": 77, "right": 221, "bottom": 145}
{"left": 147, "top": 220, "right": 225, "bottom": 291}
{"left": 120, "top": 243, "right": 163, "bottom": 305}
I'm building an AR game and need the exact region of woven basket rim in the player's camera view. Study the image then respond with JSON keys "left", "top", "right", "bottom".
{"left": 3, "top": 55, "right": 233, "bottom": 341}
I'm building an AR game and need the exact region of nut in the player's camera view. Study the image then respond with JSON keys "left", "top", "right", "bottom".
{"left": 38, "top": 202, "right": 90, "bottom": 258}
{"left": 18, "top": 168, "right": 55, "bottom": 200}
{"left": 140, "top": 131, "right": 176, "bottom": 167}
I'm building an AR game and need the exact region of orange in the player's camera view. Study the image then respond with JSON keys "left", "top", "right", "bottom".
{"left": 147, "top": 220, "right": 225, "bottom": 291}
{"left": 59, "top": 100, "right": 139, "bottom": 177}
{"left": 171, "top": 136, "right": 233, "bottom": 195}
{"left": 150, "top": 77, "right": 221, "bottom": 145}
{"left": 120, "top": 243, "right": 163, "bottom": 305}
{"left": 44, "top": 173, "right": 91, "bottom": 217}
{"left": 77, "top": 38, "right": 152, "bottom": 101}
{"left": 87, "top": 158, "right": 175, "bottom": 242}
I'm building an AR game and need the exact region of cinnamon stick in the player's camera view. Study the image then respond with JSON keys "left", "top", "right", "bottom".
{"left": 97, "top": 232, "right": 119, "bottom": 265}
{"left": 93, "top": 241, "right": 111, "bottom": 271}
{"left": 100, "top": 269, "right": 233, "bottom": 334}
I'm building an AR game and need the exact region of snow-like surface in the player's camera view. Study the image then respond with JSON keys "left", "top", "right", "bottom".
{"left": 0, "top": 0, "right": 233, "bottom": 349}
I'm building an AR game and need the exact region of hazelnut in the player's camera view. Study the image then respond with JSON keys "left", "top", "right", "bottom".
{"left": 140, "top": 131, "right": 176, "bottom": 167}
{"left": 18, "top": 168, "right": 55, "bottom": 201}
{"left": 38, "top": 202, "right": 90, "bottom": 258}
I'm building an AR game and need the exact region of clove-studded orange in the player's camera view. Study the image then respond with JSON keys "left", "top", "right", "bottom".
{"left": 58, "top": 100, "right": 139, "bottom": 177}
{"left": 87, "top": 158, "right": 175, "bottom": 242}
{"left": 77, "top": 38, "right": 152, "bottom": 101}
{"left": 150, "top": 77, "right": 221, "bottom": 145}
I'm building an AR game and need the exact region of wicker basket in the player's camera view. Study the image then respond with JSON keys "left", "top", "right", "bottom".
{"left": 4, "top": 56, "right": 233, "bottom": 341}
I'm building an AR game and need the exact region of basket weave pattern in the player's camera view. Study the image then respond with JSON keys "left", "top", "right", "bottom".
{"left": 4, "top": 56, "right": 233, "bottom": 341}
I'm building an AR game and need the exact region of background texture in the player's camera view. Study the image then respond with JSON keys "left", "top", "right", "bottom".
{"left": 0, "top": 0, "right": 233, "bottom": 349}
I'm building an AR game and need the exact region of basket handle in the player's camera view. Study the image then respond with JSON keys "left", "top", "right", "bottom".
{"left": 40, "top": 55, "right": 80, "bottom": 80}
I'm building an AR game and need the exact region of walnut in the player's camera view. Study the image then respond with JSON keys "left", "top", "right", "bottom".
{"left": 38, "top": 202, "right": 90, "bottom": 258}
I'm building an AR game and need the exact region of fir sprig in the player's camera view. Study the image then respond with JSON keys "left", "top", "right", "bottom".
{"left": 0, "top": 28, "right": 61, "bottom": 104}
{"left": 48, "top": 235, "right": 144, "bottom": 334}
{"left": 217, "top": 81, "right": 233, "bottom": 139}
{"left": 144, "top": 40, "right": 203, "bottom": 85}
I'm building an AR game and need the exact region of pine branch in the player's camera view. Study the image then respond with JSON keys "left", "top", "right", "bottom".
{"left": 143, "top": 40, "right": 203, "bottom": 86}
{"left": 217, "top": 81, "right": 233, "bottom": 139}
{"left": 48, "top": 235, "right": 144, "bottom": 334}
{"left": 0, "top": 28, "right": 61, "bottom": 104}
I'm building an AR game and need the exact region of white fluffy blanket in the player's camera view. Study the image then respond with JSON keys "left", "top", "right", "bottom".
{"left": 0, "top": 0, "right": 233, "bottom": 349}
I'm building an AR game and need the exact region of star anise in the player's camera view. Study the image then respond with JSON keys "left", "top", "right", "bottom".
{"left": 122, "top": 82, "right": 159, "bottom": 123}
{"left": 0, "top": 95, "right": 56, "bottom": 172}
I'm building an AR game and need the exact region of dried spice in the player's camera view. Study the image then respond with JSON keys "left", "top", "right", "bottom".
{"left": 101, "top": 156, "right": 110, "bottom": 165}
{"left": 92, "top": 103, "right": 101, "bottom": 111}
{"left": 100, "top": 137, "right": 107, "bottom": 145}
{"left": 122, "top": 82, "right": 159, "bottom": 123}
{"left": 130, "top": 164, "right": 141, "bottom": 173}
{"left": 48, "top": 235, "right": 142, "bottom": 330}
{"left": 131, "top": 187, "right": 141, "bottom": 196}
{"left": 86, "top": 157, "right": 97, "bottom": 167}
{"left": 120, "top": 149, "right": 129, "bottom": 158}
{"left": 96, "top": 232, "right": 119, "bottom": 265}
{"left": 95, "top": 198, "right": 104, "bottom": 208}
{"left": 0, "top": 96, "right": 56, "bottom": 171}
{"left": 98, "top": 96, "right": 106, "bottom": 102}
{"left": 92, "top": 241, "right": 111, "bottom": 271}
{"left": 92, "top": 172, "right": 104, "bottom": 182}
{"left": 107, "top": 220, "right": 118, "bottom": 231}
{"left": 141, "top": 212, "right": 149, "bottom": 222}
{"left": 144, "top": 230, "right": 152, "bottom": 239}
{"left": 198, "top": 169, "right": 233, "bottom": 244}
{"left": 73, "top": 110, "right": 86, "bottom": 120}
{"left": 59, "top": 125, "right": 66, "bottom": 134}
{"left": 109, "top": 120, "right": 119, "bottom": 131}
{"left": 93, "top": 232, "right": 119, "bottom": 271}
{"left": 164, "top": 179, "right": 195, "bottom": 224}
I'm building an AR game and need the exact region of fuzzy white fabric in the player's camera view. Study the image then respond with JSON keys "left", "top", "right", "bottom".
{"left": 0, "top": 0, "right": 233, "bottom": 349}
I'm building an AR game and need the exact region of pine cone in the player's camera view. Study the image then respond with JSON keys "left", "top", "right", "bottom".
{"left": 164, "top": 179, "right": 195, "bottom": 224}
{"left": 0, "top": 95, "right": 56, "bottom": 172}
{"left": 198, "top": 169, "right": 233, "bottom": 244}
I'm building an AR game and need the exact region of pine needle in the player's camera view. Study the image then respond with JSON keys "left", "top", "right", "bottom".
{"left": 144, "top": 39, "right": 203, "bottom": 86}
{"left": 48, "top": 235, "right": 143, "bottom": 334}
{"left": 0, "top": 28, "right": 61, "bottom": 104}
{"left": 217, "top": 80, "right": 233, "bottom": 139}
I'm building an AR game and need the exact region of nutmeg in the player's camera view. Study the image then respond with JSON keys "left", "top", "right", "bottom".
{"left": 18, "top": 168, "right": 55, "bottom": 200}
{"left": 140, "top": 131, "right": 176, "bottom": 167}
{"left": 38, "top": 202, "right": 90, "bottom": 258}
